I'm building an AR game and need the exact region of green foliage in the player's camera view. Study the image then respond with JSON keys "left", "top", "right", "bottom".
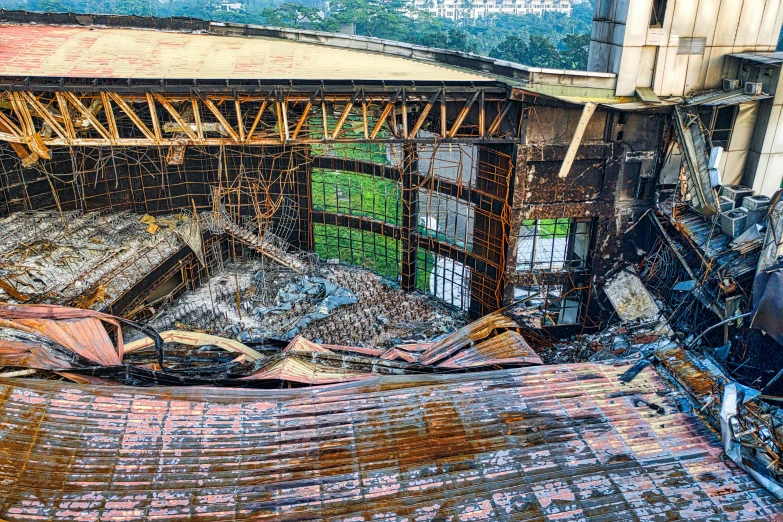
{"left": 312, "top": 169, "right": 401, "bottom": 225}
{"left": 314, "top": 224, "right": 400, "bottom": 278}
{"left": 34, "top": 0, "right": 65, "bottom": 11}
{"left": 416, "top": 248, "right": 435, "bottom": 292}
{"left": 522, "top": 218, "right": 572, "bottom": 238}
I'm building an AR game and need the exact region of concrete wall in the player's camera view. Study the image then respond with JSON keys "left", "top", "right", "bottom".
{"left": 744, "top": 67, "right": 783, "bottom": 195}
{"left": 589, "top": 0, "right": 783, "bottom": 97}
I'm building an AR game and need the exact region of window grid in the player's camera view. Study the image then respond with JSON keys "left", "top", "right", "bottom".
{"left": 516, "top": 218, "right": 592, "bottom": 271}
{"left": 312, "top": 169, "right": 401, "bottom": 226}
{"left": 313, "top": 224, "right": 400, "bottom": 279}
{"left": 416, "top": 248, "right": 471, "bottom": 311}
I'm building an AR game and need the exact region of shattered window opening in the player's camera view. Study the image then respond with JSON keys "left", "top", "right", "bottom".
{"left": 417, "top": 189, "right": 475, "bottom": 250}
{"left": 709, "top": 105, "right": 739, "bottom": 148}
{"left": 516, "top": 218, "right": 592, "bottom": 271}
{"left": 513, "top": 284, "right": 584, "bottom": 325}
{"left": 312, "top": 168, "right": 402, "bottom": 226}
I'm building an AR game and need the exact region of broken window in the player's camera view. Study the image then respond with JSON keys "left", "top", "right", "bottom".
{"left": 417, "top": 249, "right": 471, "bottom": 310}
{"left": 417, "top": 189, "right": 474, "bottom": 250}
{"left": 516, "top": 218, "right": 592, "bottom": 271}
{"left": 514, "top": 284, "right": 584, "bottom": 325}
{"left": 650, "top": 0, "right": 667, "bottom": 26}
{"left": 313, "top": 224, "right": 400, "bottom": 279}
{"left": 709, "top": 105, "right": 738, "bottom": 148}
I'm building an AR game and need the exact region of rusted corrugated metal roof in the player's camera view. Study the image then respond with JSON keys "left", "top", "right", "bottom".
{"left": 1, "top": 362, "right": 782, "bottom": 520}
{"left": 0, "top": 25, "right": 492, "bottom": 81}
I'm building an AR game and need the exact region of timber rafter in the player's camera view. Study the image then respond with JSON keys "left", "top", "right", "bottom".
{"left": 0, "top": 89, "right": 520, "bottom": 151}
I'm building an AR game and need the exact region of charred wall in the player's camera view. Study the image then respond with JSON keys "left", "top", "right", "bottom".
{"left": 504, "top": 104, "right": 667, "bottom": 333}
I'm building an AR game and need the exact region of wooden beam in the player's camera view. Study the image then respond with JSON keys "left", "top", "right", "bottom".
{"left": 478, "top": 90, "right": 485, "bottom": 138}
{"left": 201, "top": 95, "right": 239, "bottom": 141}
{"left": 291, "top": 94, "right": 315, "bottom": 141}
{"left": 10, "top": 93, "right": 34, "bottom": 137}
{"left": 191, "top": 98, "right": 204, "bottom": 143}
{"left": 100, "top": 92, "right": 119, "bottom": 144}
{"left": 108, "top": 93, "right": 157, "bottom": 143}
{"left": 486, "top": 99, "right": 513, "bottom": 137}
{"left": 153, "top": 93, "right": 198, "bottom": 142}
{"left": 448, "top": 90, "right": 479, "bottom": 139}
{"left": 62, "top": 92, "right": 113, "bottom": 142}
{"left": 557, "top": 102, "right": 596, "bottom": 178}
{"left": 0, "top": 104, "right": 24, "bottom": 138}
{"left": 370, "top": 90, "right": 400, "bottom": 140}
{"left": 246, "top": 95, "right": 270, "bottom": 141}
{"left": 331, "top": 90, "right": 360, "bottom": 140}
{"left": 440, "top": 89, "right": 447, "bottom": 138}
{"left": 234, "top": 98, "right": 245, "bottom": 142}
{"left": 409, "top": 91, "right": 438, "bottom": 138}
{"left": 55, "top": 92, "right": 76, "bottom": 142}
{"left": 22, "top": 92, "right": 69, "bottom": 143}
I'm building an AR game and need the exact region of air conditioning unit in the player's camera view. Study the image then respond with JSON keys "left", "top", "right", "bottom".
{"left": 721, "top": 208, "right": 748, "bottom": 238}
{"left": 721, "top": 185, "right": 754, "bottom": 207}
{"left": 719, "top": 195, "right": 735, "bottom": 212}
{"left": 746, "top": 205, "right": 770, "bottom": 228}
{"left": 745, "top": 82, "right": 763, "bottom": 95}
{"left": 723, "top": 78, "right": 740, "bottom": 92}
{"left": 743, "top": 195, "right": 770, "bottom": 211}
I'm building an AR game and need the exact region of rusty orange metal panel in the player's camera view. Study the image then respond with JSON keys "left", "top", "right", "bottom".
{"left": 1, "top": 362, "right": 783, "bottom": 520}
{"left": 0, "top": 25, "right": 492, "bottom": 82}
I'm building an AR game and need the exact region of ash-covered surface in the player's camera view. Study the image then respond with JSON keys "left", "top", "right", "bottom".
{"left": 535, "top": 319, "right": 672, "bottom": 364}
{"left": 138, "top": 258, "right": 467, "bottom": 348}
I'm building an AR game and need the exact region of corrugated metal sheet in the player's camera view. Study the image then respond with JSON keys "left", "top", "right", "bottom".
{"left": 673, "top": 208, "right": 760, "bottom": 279}
{"left": 1, "top": 362, "right": 782, "bottom": 520}
{"left": 729, "top": 52, "right": 783, "bottom": 65}
{"left": 685, "top": 88, "right": 772, "bottom": 106}
{"left": 0, "top": 25, "right": 492, "bottom": 81}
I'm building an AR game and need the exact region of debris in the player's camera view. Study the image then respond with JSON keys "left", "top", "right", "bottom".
{"left": 619, "top": 358, "right": 652, "bottom": 382}
{"left": 604, "top": 268, "right": 662, "bottom": 322}
{"left": 0, "top": 302, "right": 540, "bottom": 386}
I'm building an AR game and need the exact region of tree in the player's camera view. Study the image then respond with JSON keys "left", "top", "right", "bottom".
{"left": 261, "top": 2, "right": 324, "bottom": 28}
{"left": 489, "top": 34, "right": 527, "bottom": 63}
{"left": 32, "top": 0, "right": 66, "bottom": 12}
{"left": 559, "top": 33, "right": 590, "bottom": 70}
{"left": 116, "top": 0, "right": 153, "bottom": 16}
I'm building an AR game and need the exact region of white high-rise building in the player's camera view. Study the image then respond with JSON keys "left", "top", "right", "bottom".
{"left": 410, "top": 0, "right": 572, "bottom": 21}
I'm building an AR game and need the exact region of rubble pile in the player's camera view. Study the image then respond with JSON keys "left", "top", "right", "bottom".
{"left": 140, "top": 258, "right": 466, "bottom": 349}
{"left": 537, "top": 318, "right": 671, "bottom": 364}
{"left": 0, "top": 210, "right": 192, "bottom": 309}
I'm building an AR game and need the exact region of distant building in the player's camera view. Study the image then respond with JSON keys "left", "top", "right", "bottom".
{"left": 411, "top": 0, "right": 572, "bottom": 20}
{"left": 218, "top": 2, "right": 244, "bottom": 12}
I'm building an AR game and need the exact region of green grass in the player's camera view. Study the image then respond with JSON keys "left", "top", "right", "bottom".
{"left": 521, "top": 218, "right": 572, "bottom": 238}
{"left": 312, "top": 169, "right": 401, "bottom": 225}
{"left": 416, "top": 248, "right": 437, "bottom": 293}
{"left": 314, "top": 224, "right": 400, "bottom": 279}
{"left": 309, "top": 115, "right": 391, "bottom": 164}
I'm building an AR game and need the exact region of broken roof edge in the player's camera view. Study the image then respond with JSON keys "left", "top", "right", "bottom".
{"left": 0, "top": 9, "right": 617, "bottom": 91}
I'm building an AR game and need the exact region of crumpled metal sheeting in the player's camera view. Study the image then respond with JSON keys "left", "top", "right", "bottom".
{"left": 434, "top": 330, "right": 542, "bottom": 368}
{"left": 0, "top": 303, "right": 124, "bottom": 367}
{"left": 419, "top": 309, "right": 524, "bottom": 365}
{"left": 1, "top": 363, "right": 782, "bottom": 521}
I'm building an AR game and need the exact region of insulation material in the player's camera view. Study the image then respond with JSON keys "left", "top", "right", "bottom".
{"left": 604, "top": 268, "right": 661, "bottom": 321}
